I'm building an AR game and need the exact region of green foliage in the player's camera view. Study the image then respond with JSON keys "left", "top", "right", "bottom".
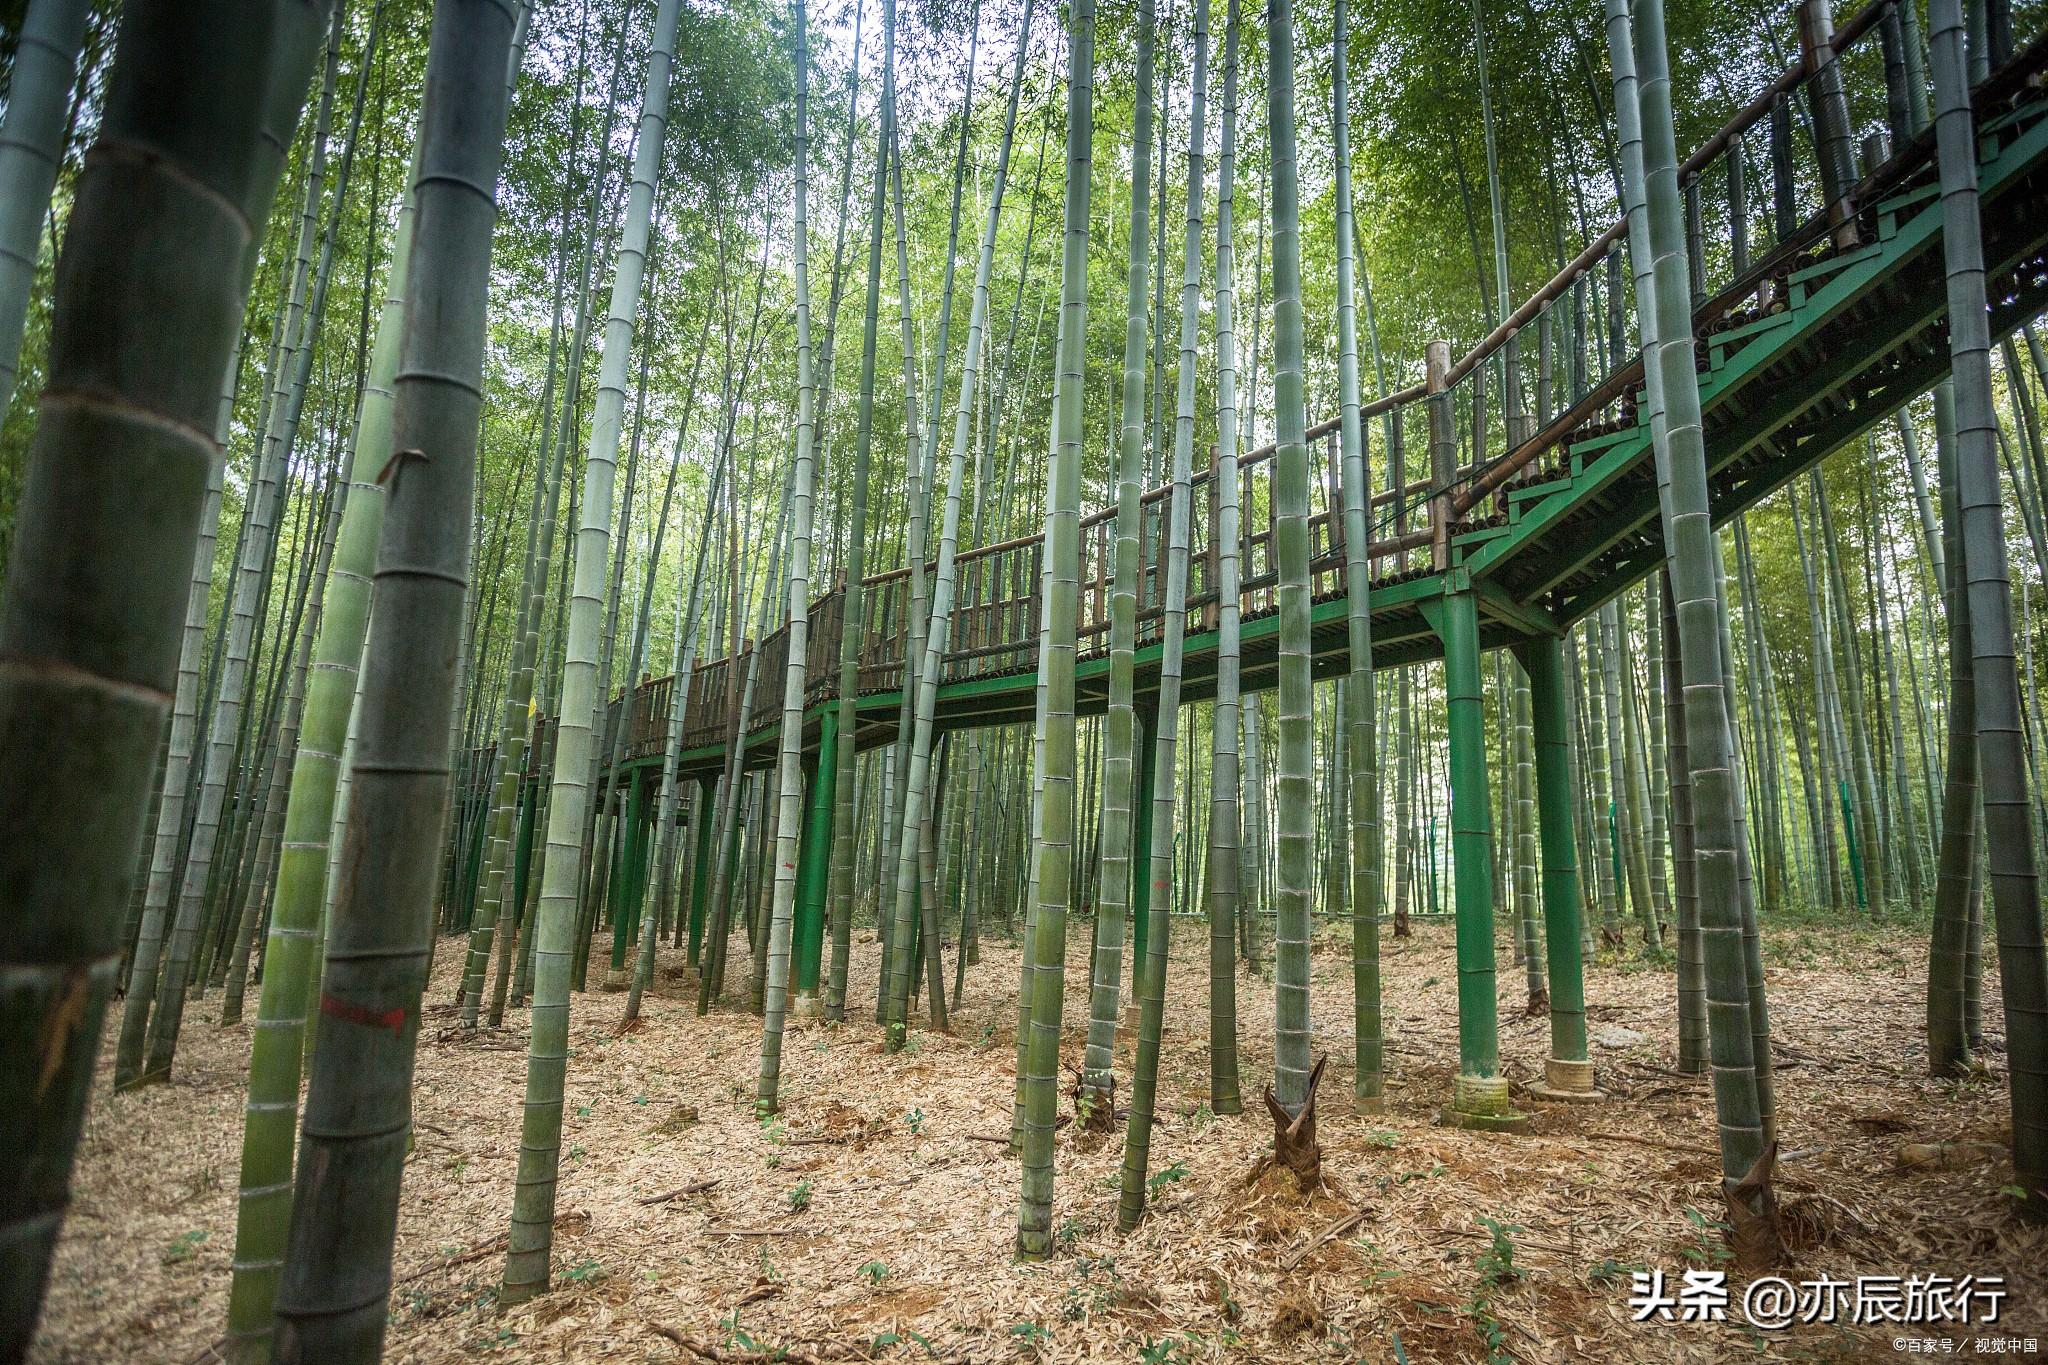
{"left": 160, "top": 1229, "right": 209, "bottom": 1266}
{"left": 1464, "top": 1214, "right": 1523, "bottom": 1365}
{"left": 561, "top": 1257, "right": 605, "bottom": 1284}
{"left": 1680, "top": 1207, "right": 1734, "bottom": 1266}
{"left": 1587, "top": 1256, "right": 1646, "bottom": 1288}
{"left": 859, "top": 1260, "right": 889, "bottom": 1285}
{"left": 1145, "top": 1160, "right": 1189, "bottom": 1194}
{"left": 904, "top": 1106, "right": 925, "bottom": 1135}
{"left": 870, "top": 1327, "right": 937, "bottom": 1356}
{"left": 787, "top": 1179, "right": 814, "bottom": 1213}
{"left": 1474, "top": 1215, "right": 1520, "bottom": 1289}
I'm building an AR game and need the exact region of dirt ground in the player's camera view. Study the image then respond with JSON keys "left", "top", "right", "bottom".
{"left": 32, "top": 912, "right": 2048, "bottom": 1363}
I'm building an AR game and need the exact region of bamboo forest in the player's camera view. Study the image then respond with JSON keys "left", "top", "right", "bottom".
{"left": 9, "top": 0, "right": 2048, "bottom": 1358}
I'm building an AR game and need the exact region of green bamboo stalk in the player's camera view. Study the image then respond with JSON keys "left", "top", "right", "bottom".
{"left": 1620, "top": 0, "right": 1776, "bottom": 1260}
{"left": 217, "top": 460, "right": 346, "bottom": 1028}
{"left": 1120, "top": 0, "right": 1208, "bottom": 1227}
{"left": 1813, "top": 473, "right": 1886, "bottom": 908}
{"left": 1928, "top": 0, "right": 2048, "bottom": 1218}
{"left": 1266, "top": 0, "right": 1319, "bottom": 1140}
{"left": 1580, "top": 626, "right": 1622, "bottom": 942}
{"left": 1014, "top": 0, "right": 1094, "bottom": 1258}
{"left": 758, "top": 0, "right": 834, "bottom": 1104}
{"left": 0, "top": 0, "right": 93, "bottom": 412}
{"left": 224, "top": 226, "right": 397, "bottom": 1324}
{"left": 1511, "top": 660, "right": 1545, "bottom": 1008}
{"left": 271, "top": 3, "right": 517, "bottom": 1354}
{"left": 1332, "top": 0, "right": 1383, "bottom": 1110}
{"left": 824, "top": 0, "right": 892, "bottom": 1024}
{"left": 0, "top": 2, "right": 307, "bottom": 1347}
{"left": 120, "top": 7, "right": 346, "bottom": 1090}
{"left": 879, "top": 0, "right": 1034, "bottom": 1055}
{"left": 1929, "top": 381, "right": 1976, "bottom": 1075}
{"left": 1205, "top": 0, "right": 1246, "bottom": 1118}
{"left": 1078, "top": 0, "right": 1154, "bottom": 1119}
{"left": 501, "top": 0, "right": 683, "bottom": 1302}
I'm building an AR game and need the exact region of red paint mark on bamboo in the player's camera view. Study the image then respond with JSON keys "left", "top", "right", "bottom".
{"left": 319, "top": 994, "right": 408, "bottom": 1037}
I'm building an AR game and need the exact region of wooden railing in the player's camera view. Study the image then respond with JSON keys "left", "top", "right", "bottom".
{"left": 579, "top": 0, "right": 1990, "bottom": 770}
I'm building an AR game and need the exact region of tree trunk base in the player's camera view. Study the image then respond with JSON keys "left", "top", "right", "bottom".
{"left": 1526, "top": 1056, "right": 1604, "bottom": 1103}
{"left": 1438, "top": 1072, "right": 1530, "bottom": 1133}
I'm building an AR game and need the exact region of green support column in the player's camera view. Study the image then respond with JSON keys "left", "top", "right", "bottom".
{"left": 793, "top": 710, "right": 839, "bottom": 1012}
{"left": 1517, "top": 633, "right": 1602, "bottom": 1101}
{"left": 1422, "top": 575, "right": 1523, "bottom": 1130}
{"left": 510, "top": 777, "right": 539, "bottom": 935}
{"left": 1129, "top": 701, "right": 1158, "bottom": 972}
{"left": 627, "top": 771, "right": 653, "bottom": 935}
{"left": 606, "top": 769, "right": 652, "bottom": 988}
{"left": 688, "top": 775, "right": 717, "bottom": 966}
{"left": 457, "top": 791, "right": 489, "bottom": 932}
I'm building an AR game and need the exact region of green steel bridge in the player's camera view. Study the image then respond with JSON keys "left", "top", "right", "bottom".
{"left": 463, "top": 10, "right": 2048, "bottom": 1072}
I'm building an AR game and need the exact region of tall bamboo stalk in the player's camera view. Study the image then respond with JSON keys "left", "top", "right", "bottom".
{"left": 0, "top": 0, "right": 93, "bottom": 412}
{"left": 1120, "top": 0, "right": 1208, "bottom": 1226}
{"left": 880, "top": 0, "right": 1034, "bottom": 1054}
{"left": 1928, "top": 0, "right": 2048, "bottom": 1219}
{"left": 270, "top": 3, "right": 517, "bottom": 1354}
{"left": 224, "top": 111, "right": 414, "bottom": 1350}
{"left": 1620, "top": 0, "right": 1777, "bottom": 1262}
{"left": 1206, "top": 0, "right": 1246, "bottom": 1118}
{"left": 1332, "top": 0, "right": 1383, "bottom": 1110}
{"left": 824, "top": 0, "right": 891, "bottom": 1024}
{"left": 755, "top": 0, "right": 823, "bottom": 1094}
{"left": 1266, "top": 0, "right": 1321, "bottom": 1158}
{"left": 1079, "top": 0, "right": 1155, "bottom": 1120}
{"left": 0, "top": 3, "right": 307, "bottom": 1348}
{"left": 121, "top": 6, "right": 348, "bottom": 1090}
{"left": 1014, "top": 0, "right": 1094, "bottom": 1259}
{"left": 502, "top": 0, "right": 684, "bottom": 1301}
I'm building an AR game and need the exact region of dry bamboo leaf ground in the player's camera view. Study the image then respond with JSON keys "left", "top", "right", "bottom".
{"left": 33, "top": 916, "right": 2048, "bottom": 1363}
